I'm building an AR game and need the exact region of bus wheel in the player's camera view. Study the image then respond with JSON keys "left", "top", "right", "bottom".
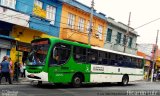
{"left": 121, "top": 75, "right": 129, "bottom": 86}
{"left": 72, "top": 75, "right": 82, "bottom": 88}
{"left": 37, "top": 81, "right": 42, "bottom": 86}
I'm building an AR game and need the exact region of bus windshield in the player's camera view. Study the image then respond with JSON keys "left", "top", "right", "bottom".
{"left": 28, "top": 40, "right": 50, "bottom": 66}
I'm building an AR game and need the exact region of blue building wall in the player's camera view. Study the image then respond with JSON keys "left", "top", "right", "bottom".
{"left": 16, "top": 0, "right": 34, "bottom": 15}
{"left": 15, "top": 0, "right": 62, "bottom": 37}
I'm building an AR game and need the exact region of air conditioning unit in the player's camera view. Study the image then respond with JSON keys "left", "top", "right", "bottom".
{"left": 95, "top": 33, "right": 99, "bottom": 38}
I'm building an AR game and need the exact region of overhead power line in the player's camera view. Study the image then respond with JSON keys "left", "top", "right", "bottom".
{"left": 134, "top": 17, "right": 160, "bottom": 30}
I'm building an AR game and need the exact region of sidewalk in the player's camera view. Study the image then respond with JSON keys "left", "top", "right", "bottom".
{"left": 0, "top": 77, "right": 30, "bottom": 85}
{"left": 18, "top": 77, "right": 30, "bottom": 84}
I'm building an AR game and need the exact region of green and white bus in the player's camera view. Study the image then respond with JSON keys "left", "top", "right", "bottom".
{"left": 26, "top": 38, "right": 144, "bottom": 87}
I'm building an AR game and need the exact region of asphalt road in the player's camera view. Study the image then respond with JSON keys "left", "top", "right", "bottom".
{"left": 0, "top": 81, "right": 160, "bottom": 96}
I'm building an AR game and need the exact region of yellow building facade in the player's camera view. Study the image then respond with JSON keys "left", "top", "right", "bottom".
{"left": 60, "top": 3, "right": 107, "bottom": 47}
{"left": 10, "top": 25, "right": 54, "bottom": 65}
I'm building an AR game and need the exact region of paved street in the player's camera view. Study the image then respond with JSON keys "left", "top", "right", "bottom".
{"left": 0, "top": 81, "right": 160, "bottom": 96}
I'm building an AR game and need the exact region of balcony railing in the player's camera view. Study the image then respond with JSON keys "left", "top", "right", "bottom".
{"left": 61, "top": 27, "right": 103, "bottom": 47}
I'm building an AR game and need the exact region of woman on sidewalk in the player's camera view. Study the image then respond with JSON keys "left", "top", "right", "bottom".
{"left": 0, "top": 56, "right": 12, "bottom": 84}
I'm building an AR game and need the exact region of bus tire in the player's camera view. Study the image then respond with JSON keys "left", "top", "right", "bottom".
{"left": 37, "top": 81, "right": 42, "bottom": 86}
{"left": 72, "top": 75, "right": 82, "bottom": 88}
{"left": 120, "top": 75, "right": 129, "bottom": 86}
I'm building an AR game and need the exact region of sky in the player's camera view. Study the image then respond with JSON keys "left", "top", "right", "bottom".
{"left": 77, "top": 0, "right": 160, "bottom": 46}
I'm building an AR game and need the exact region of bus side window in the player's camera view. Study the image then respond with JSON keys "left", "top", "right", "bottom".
{"left": 87, "top": 49, "right": 98, "bottom": 64}
{"left": 131, "top": 58, "right": 137, "bottom": 68}
{"left": 110, "top": 53, "right": 116, "bottom": 66}
{"left": 98, "top": 51, "right": 107, "bottom": 65}
{"left": 125, "top": 57, "right": 131, "bottom": 67}
{"left": 118, "top": 55, "right": 123, "bottom": 66}
{"left": 50, "top": 43, "right": 71, "bottom": 66}
{"left": 121, "top": 56, "right": 126, "bottom": 67}
{"left": 73, "top": 47, "right": 87, "bottom": 63}
{"left": 137, "top": 59, "right": 142, "bottom": 68}
{"left": 50, "top": 46, "right": 59, "bottom": 66}
{"left": 98, "top": 51, "right": 103, "bottom": 65}
{"left": 58, "top": 44, "right": 71, "bottom": 65}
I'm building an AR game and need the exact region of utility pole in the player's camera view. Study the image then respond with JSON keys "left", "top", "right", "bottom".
{"left": 88, "top": 0, "right": 94, "bottom": 45}
{"left": 151, "top": 30, "right": 159, "bottom": 82}
{"left": 123, "top": 12, "right": 131, "bottom": 53}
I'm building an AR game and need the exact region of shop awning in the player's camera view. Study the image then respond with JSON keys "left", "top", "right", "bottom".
{"left": 0, "top": 35, "right": 14, "bottom": 40}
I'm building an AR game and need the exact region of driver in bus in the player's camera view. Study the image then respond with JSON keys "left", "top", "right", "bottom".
{"left": 36, "top": 58, "right": 41, "bottom": 64}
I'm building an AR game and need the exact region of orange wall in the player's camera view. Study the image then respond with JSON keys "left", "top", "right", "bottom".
{"left": 137, "top": 51, "right": 146, "bottom": 58}
{"left": 60, "top": 4, "right": 107, "bottom": 47}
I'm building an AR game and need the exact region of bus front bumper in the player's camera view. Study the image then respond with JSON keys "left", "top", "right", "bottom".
{"left": 26, "top": 71, "right": 48, "bottom": 82}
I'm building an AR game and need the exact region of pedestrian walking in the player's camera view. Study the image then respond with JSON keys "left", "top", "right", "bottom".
{"left": 13, "top": 61, "right": 20, "bottom": 82}
{"left": 8, "top": 57, "right": 13, "bottom": 78}
{"left": 20, "top": 63, "right": 26, "bottom": 78}
{"left": 0, "top": 56, "right": 12, "bottom": 84}
{"left": 153, "top": 73, "right": 157, "bottom": 81}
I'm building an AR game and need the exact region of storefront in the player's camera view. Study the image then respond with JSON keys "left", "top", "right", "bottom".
{"left": 10, "top": 25, "right": 54, "bottom": 64}
{"left": 16, "top": 41, "right": 31, "bottom": 64}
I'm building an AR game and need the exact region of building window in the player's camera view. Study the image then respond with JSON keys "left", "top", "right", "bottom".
{"left": 97, "top": 25, "right": 103, "bottom": 39}
{"left": 1, "top": 0, "right": 16, "bottom": 9}
{"left": 67, "top": 13, "right": 75, "bottom": 29}
{"left": 123, "top": 35, "right": 126, "bottom": 45}
{"left": 46, "top": 5, "right": 56, "bottom": 25}
{"left": 106, "top": 28, "right": 112, "bottom": 42}
{"left": 78, "top": 17, "right": 85, "bottom": 32}
{"left": 116, "top": 32, "right": 122, "bottom": 44}
{"left": 7, "top": 49, "right": 10, "bottom": 56}
{"left": 34, "top": 0, "right": 43, "bottom": 8}
{"left": 128, "top": 37, "right": 133, "bottom": 48}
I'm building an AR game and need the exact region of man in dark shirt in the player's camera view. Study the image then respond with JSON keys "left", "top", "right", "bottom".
{"left": 0, "top": 56, "right": 12, "bottom": 84}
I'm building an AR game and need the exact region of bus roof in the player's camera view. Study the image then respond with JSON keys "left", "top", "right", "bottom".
{"left": 92, "top": 46, "right": 143, "bottom": 59}
{"left": 49, "top": 38, "right": 91, "bottom": 48}
{"left": 35, "top": 38, "right": 143, "bottom": 59}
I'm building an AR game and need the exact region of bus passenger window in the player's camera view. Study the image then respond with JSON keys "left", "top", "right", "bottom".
{"left": 50, "top": 43, "right": 71, "bottom": 66}
{"left": 73, "top": 47, "right": 87, "bottom": 63}
{"left": 87, "top": 49, "right": 98, "bottom": 64}
{"left": 110, "top": 53, "right": 116, "bottom": 65}
{"left": 98, "top": 51, "right": 109, "bottom": 65}
{"left": 137, "top": 59, "right": 142, "bottom": 68}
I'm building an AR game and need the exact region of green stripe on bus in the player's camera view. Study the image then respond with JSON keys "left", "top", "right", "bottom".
{"left": 54, "top": 72, "right": 143, "bottom": 76}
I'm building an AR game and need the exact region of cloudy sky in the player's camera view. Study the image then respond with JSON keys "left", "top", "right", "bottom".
{"left": 77, "top": 0, "right": 160, "bottom": 46}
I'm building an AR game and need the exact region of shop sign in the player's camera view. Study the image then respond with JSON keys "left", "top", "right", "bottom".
{"left": 33, "top": 4, "right": 46, "bottom": 18}
{"left": 16, "top": 42, "right": 31, "bottom": 52}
